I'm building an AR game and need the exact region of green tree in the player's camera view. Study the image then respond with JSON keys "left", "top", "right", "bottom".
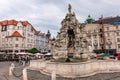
{"left": 28, "top": 48, "right": 40, "bottom": 54}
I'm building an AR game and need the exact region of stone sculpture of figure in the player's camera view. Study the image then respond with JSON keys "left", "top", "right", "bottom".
{"left": 68, "top": 4, "right": 72, "bottom": 13}
{"left": 67, "top": 27, "right": 75, "bottom": 48}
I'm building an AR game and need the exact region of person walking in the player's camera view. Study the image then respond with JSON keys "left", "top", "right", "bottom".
{"left": 18, "top": 55, "right": 22, "bottom": 64}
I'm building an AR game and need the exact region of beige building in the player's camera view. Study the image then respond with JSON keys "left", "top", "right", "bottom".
{"left": 0, "top": 20, "right": 41, "bottom": 53}
{"left": 84, "top": 23, "right": 120, "bottom": 54}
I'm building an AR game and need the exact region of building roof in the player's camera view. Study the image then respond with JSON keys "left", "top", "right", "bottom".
{"left": 1, "top": 20, "right": 8, "bottom": 25}
{"left": 11, "top": 31, "right": 23, "bottom": 37}
{"left": 22, "top": 21, "right": 29, "bottom": 26}
{"left": 35, "top": 31, "right": 40, "bottom": 35}
{"left": 21, "top": 21, "right": 38, "bottom": 33}
{"left": 0, "top": 20, "right": 18, "bottom": 26}
{"left": 0, "top": 20, "right": 31, "bottom": 26}
{"left": 8, "top": 20, "right": 18, "bottom": 25}
{"left": 0, "top": 19, "right": 39, "bottom": 35}
{"left": 94, "top": 16, "right": 120, "bottom": 24}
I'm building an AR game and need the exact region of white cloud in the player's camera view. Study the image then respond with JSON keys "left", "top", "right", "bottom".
{"left": 0, "top": 0, "right": 120, "bottom": 37}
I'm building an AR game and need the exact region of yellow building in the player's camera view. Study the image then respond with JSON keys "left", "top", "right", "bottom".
{"left": 84, "top": 23, "right": 120, "bottom": 54}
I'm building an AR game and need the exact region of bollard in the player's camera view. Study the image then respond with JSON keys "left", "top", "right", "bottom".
{"left": 11, "top": 63, "right": 15, "bottom": 69}
{"left": 9, "top": 67, "right": 12, "bottom": 76}
{"left": 9, "top": 63, "right": 15, "bottom": 76}
{"left": 23, "top": 61, "right": 25, "bottom": 66}
{"left": 51, "top": 70, "right": 56, "bottom": 80}
{"left": 23, "top": 68, "right": 28, "bottom": 80}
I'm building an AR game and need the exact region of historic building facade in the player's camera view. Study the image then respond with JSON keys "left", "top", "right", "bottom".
{"left": 35, "top": 32, "right": 48, "bottom": 53}
{"left": 0, "top": 20, "right": 48, "bottom": 53}
{"left": 84, "top": 23, "right": 120, "bottom": 54}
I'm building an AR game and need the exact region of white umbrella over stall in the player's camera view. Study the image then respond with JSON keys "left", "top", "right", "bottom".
{"left": 15, "top": 52, "right": 28, "bottom": 55}
{"left": 45, "top": 53, "right": 52, "bottom": 55}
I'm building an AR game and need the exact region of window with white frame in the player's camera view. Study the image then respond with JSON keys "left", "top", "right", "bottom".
{"left": 116, "top": 32, "right": 120, "bottom": 36}
{"left": 1, "top": 26, "right": 7, "bottom": 31}
{"left": 16, "top": 38, "right": 18, "bottom": 41}
{"left": 106, "top": 27, "right": 109, "bottom": 30}
{"left": 23, "top": 32, "right": 24, "bottom": 36}
{"left": 15, "top": 44, "right": 18, "bottom": 47}
{"left": 116, "top": 25, "right": 118, "bottom": 29}
{"left": 107, "top": 33, "right": 110, "bottom": 37}
{"left": 93, "top": 34, "right": 97, "bottom": 38}
{"left": 118, "top": 44, "right": 120, "bottom": 48}
{"left": 117, "top": 38, "right": 120, "bottom": 42}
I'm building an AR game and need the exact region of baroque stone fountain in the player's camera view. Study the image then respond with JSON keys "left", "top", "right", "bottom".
{"left": 51, "top": 4, "right": 95, "bottom": 61}
{"left": 29, "top": 4, "right": 120, "bottom": 78}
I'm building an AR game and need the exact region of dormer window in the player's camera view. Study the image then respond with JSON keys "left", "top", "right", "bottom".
{"left": 1, "top": 26, "right": 7, "bottom": 31}
{"left": 18, "top": 26, "right": 19, "bottom": 29}
{"left": 18, "top": 26, "right": 21, "bottom": 29}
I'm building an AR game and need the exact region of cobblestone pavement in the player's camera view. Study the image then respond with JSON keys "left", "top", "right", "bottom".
{"left": 27, "top": 69, "right": 120, "bottom": 80}
{"left": 1, "top": 62, "right": 120, "bottom": 80}
{"left": 0, "top": 61, "right": 25, "bottom": 80}
{"left": 0, "top": 61, "right": 10, "bottom": 80}
{"left": 10, "top": 62, "right": 29, "bottom": 80}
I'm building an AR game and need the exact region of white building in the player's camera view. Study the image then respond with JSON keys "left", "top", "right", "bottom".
{"left": 35, "top": 31, "right": 48, "bottom": 53}
{"left": 0, "top": 19, "right": 48, "bottom": 53}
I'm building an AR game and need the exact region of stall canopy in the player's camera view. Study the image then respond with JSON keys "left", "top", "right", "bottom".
{"left": 15, "top": 52, "right": 28, "bottom": 55}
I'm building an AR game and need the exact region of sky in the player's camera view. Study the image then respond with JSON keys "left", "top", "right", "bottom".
{"left": 0, "top": 0, "right": 120, "bottom": 37}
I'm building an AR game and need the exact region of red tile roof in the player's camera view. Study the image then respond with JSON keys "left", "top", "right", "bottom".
{"left": 0, "top": 22, "right": 2, "bottom": 25}
{"left": 22, "top": 21, "right": 29, "bottom": 26}
{"left": 0, "top": 20, "right": 18, "bottom": 26}
{"left": 11, "top": 31, "right": 23, "bottom": 37}
{"left": 1, "top": 20, "right": 8, "bottom": 25}
{"left": 0, "top": 19, "right": 38, "bottom": 33}
{"left": 8, "top": 20, "right": 18, "bottom": 25}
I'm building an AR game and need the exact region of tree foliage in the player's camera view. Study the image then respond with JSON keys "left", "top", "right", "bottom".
{"left": 28, "top": 48, "right": 40, "bottom": 54}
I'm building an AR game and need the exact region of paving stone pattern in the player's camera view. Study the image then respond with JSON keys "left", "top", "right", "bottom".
{"left": 1, "top": 62, "right": 120, "bottom": 80}
{"left": 27, "top": 69, "right": 120, "bottom": 80}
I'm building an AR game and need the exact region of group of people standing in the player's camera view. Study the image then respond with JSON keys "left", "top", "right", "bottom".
{"left": 17, "top": 55, "right": 30, "bottom": 65}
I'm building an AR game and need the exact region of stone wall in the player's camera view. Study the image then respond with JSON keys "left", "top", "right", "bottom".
{"left": 29, "top": 60, "right": 120, "bottom": 78}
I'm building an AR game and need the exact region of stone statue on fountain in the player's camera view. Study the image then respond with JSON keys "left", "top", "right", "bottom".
{"left": 51, "top": 4, "right": 96, "bottom": 60}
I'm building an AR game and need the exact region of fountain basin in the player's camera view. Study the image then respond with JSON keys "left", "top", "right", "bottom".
{"left": 29, "top": 59, "right": 120, "bottom": 78}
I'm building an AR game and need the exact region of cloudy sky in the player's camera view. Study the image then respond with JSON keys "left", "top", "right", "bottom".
{"left": 0, "top": 0, "right": 120, "bottom": 37}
